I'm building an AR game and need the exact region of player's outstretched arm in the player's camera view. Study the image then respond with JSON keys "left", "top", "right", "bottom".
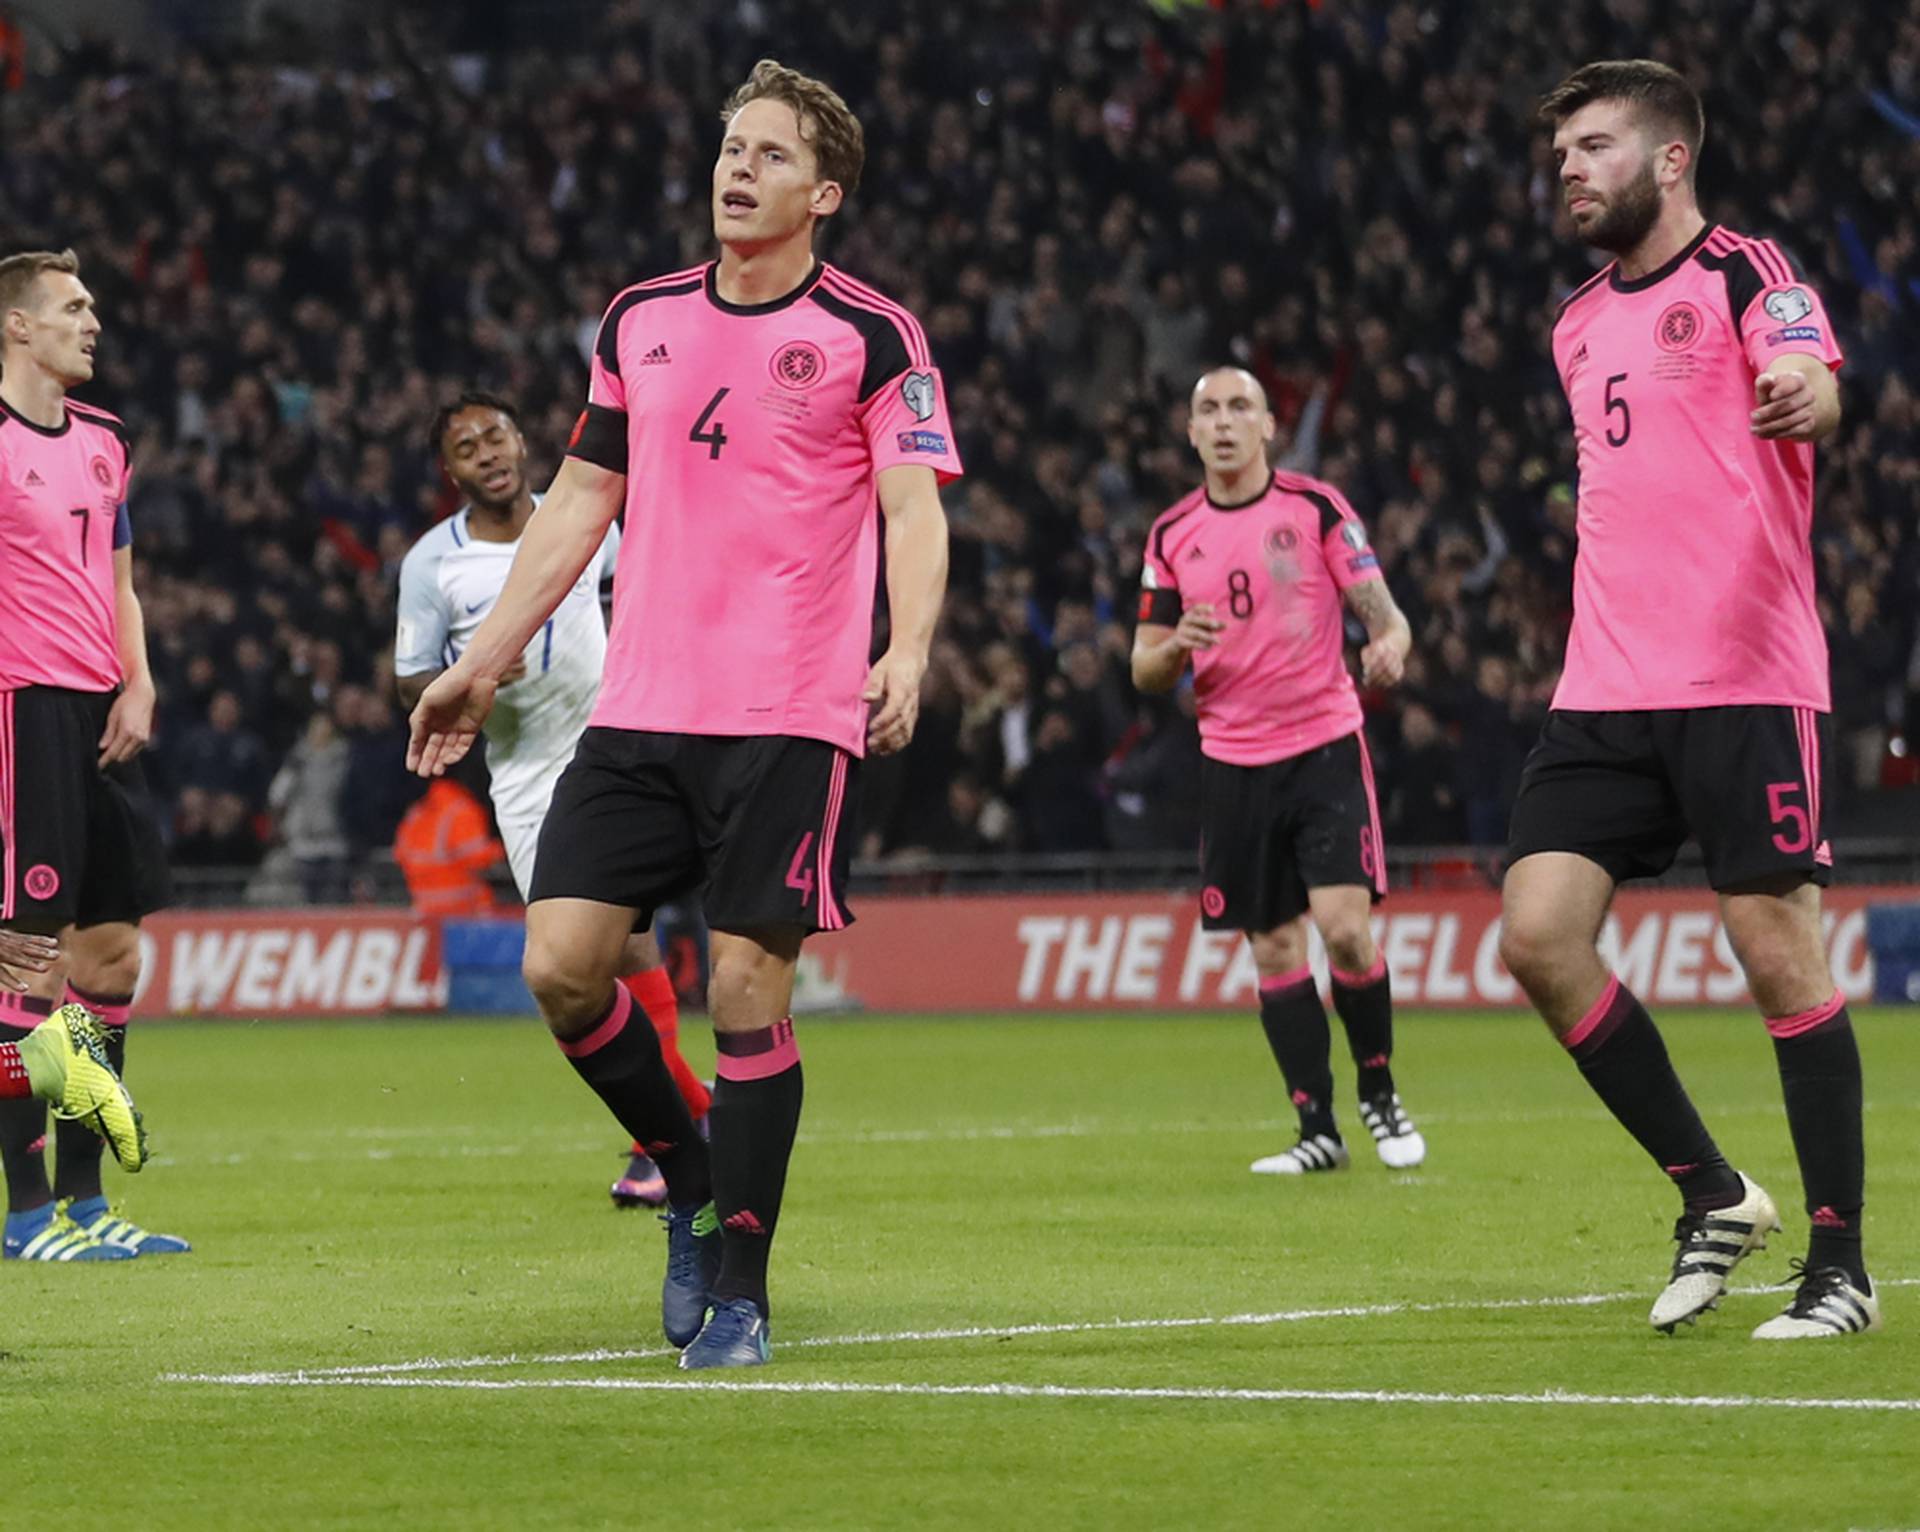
{"left": 1345, "top": 577, "right": 1412, "bottom": 688}
{"left": 1752, "top": 355, "right": 1841, "bottom": 443}
{"left": 865, "top": 464, "right": 949, "bottom": 757}
{"left": 407, "top": 458, "right": 624, "bottom": 777}
{"left": 98, "top": 545, "right": 156, "bottom": 768}
{"left": 1131, "top": 607, "right": 1223, "bottom": 693}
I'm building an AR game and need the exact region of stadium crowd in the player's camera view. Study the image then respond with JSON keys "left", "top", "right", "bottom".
{"left": 2, "top": 0, "right": 1916, "bottom": 888}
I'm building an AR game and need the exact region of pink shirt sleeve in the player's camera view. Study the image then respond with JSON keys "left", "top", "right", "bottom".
{"left": 859, "top": 366, "right": 962, "bottom": 483}
{"left": 1740, "top": 278, "right": 1844, "bottom": 374}
{"left": 1316, "top": 487, "right": 1383, "bottom": 592}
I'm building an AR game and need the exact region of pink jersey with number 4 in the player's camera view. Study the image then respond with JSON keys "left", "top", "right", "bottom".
{"left": 1139, "top": 470, "right": 1379, "bottom": 766}
{"left": 0, "top": 397, "right": 133, "bottom": 693}
{"left": 576, "top": 261, "right": 961, "bottom": 757}
{"left": 1551, "top": 224, "right": 1843, "bottom": 712}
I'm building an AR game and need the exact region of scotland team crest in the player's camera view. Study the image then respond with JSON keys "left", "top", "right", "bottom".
{"left": 770, "top": 341, "right": 826, "bottom": 390}
{"left": 1656, "top": 301, "right": 1701, "bottom": 352}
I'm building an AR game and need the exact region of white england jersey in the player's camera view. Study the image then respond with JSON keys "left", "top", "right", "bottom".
{"left": 395, "top": 503, "right": 620, "bottom": 828}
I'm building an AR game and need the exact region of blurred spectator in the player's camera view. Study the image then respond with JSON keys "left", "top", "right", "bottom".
{"left": 1383, "top": 703, "right": 1467, "bottom": 847}
{"left": 172, "top": 789, "right": 266, "bottom": 870}
{"left": 268, "top": 711, "right": 352, "bottom": 904}
{"left": 172, "top": 691, "right": 271, "bottom": 814}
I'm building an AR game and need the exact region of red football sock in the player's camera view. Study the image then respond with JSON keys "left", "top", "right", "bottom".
{"left": 622, "top": 967, "right": 711, "bottom": 1121}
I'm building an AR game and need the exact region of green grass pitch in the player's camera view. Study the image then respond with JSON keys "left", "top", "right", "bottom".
{"left": 7, "top": 1007, "right": 1916, "bottom": 1529}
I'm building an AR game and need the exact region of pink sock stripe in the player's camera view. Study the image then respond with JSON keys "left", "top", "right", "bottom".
{"left": 556, "top": 983, "right": 633, "bottom": 1058}
{"left": 1259, "top": 966, "right": 1314, "bottom": 995}
{"left": 714, "top": 1018, "right": 801, "bottom": 1081}
{"left": 1, "top": 690, "right": 15, "bottom": 922}
{"left": 0, "top": 991, "right": 54, "bottom": 1020}
{"left": 816, "top": 751, "right": 849, "bottom": 932}
{"left": 1766, "top": 990, "right": 1845, "bottom": 1040}
{"left": 1562, "top": 975, "right": 1623, "bottom": 1052}
{"left": 1330, "top": 955, "right": 1387, "bottom": 987}
{"left": 66, "top": 986, "right": 131, "bottom": 1028}
{"left": 1355, "top": 730, "right": 1387, "bottom": 898}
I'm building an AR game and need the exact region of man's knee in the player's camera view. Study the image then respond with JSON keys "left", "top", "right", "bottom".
{"left": 1721, "top": 886, "right": 1831, "bottom": 1016}
{"left": 523, "top": 937, "right": 608, "bottom": 1034}
{"left": 707, "top": 930, "right": 802, "bottom": 1031}
{"left": 70, "top": 924, "right": 141, "bottom": 996}
{"left": 1735, "top": 931, "right": 1828, "bottom": 1016}
{"left": 1499, "top": 907, "right": 1574, "bottom": 991}
{"left": 1247, "top": 921, "right": 1309, "bottom": 978}
{"left": 1320, "top": 921, "right": 1375, "bottom": 978}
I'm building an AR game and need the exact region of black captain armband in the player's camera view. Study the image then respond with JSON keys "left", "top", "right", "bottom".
{"left": 566, "top": 404, "right": 629, "bottom": 474}
{"left": 1137, "top": 588, "right": 1183, "bottom": 626}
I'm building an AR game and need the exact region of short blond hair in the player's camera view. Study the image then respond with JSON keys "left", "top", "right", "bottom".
{"left": 0, "top": 248, "right": 80, "bottom": 323}
{"left": 721, "top": 59, "right": 865, "bottom": 196}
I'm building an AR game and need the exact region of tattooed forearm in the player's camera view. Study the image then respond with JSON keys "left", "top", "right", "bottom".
{"left": 1344, "top": 577, "right": 1405, "bottom": 638}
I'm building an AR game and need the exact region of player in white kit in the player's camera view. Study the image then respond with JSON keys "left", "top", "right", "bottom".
{"left": 396, "top": 394, "right": 712, "bottom": 1203}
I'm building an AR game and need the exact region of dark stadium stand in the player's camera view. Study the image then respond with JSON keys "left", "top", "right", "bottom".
{"left": 3, "top": 0, "right": 1914, "bottom": 892}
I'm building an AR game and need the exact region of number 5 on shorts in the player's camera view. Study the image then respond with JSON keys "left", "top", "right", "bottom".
{"left": 1767, "top": 781, "right": 1811, "bottom": 855}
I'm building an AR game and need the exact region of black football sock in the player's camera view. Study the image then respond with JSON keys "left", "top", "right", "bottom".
{"left": 0, "top": 1012, "right": 54, "bottom": 1214}
{"left": 1768, "top": 993, "right": 1867, "bottom": 1286}
{"left": 1562, "top": 978, "right": 1742, "bottom": 1212}
{"left": 1330, "top": 957, "right": 1395, "bottom": 1099}
{"left": 708, "top": 1018, "right": 805, "bottom": 1317}
{"left": 1259, "top": 971, "right": 1337, "bottom": 1139}
{"left": 52, "top": 988, "right": 130, "bottom": 1205}
{"left": 557, "top": 984, "right": 709, "bottom": 1210}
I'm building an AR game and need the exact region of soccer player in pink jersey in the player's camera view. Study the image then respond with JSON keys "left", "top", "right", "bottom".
{"left": 0, "top": 249, "right": 184, "bottom": 1260}
{"left": 1502, "top": 61, "right": 1871, "bottom": 1339}
{"left": 1133, "top": 367, "right": 1423, "bottom": 1177}
{"left": 408, "top": 61, "right": 957, "bottom": 1368}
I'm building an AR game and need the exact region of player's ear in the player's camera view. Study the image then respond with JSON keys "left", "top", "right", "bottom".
{"left": 810, "top": 180, "right": 844, "bottom": 219}
{"left": 1660, "top": 138, "right": 1691, "bottom": 190}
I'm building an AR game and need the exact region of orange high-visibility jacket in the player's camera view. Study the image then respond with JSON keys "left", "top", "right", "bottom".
{"left": 394, "top": 780, "right": 503, "bottom": 916}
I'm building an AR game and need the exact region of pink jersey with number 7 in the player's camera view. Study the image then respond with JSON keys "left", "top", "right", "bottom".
{"left": 0, "top": 397, "right": 133, "bottom": 693}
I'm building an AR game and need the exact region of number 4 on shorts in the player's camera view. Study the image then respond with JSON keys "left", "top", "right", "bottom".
{"left": 785, "top": 832, "right": 816, "bottom": 905}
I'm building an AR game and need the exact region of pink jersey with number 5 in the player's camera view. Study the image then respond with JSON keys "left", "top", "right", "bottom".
{"left": 1551, "top": 224, "right": 1843, "bottom": 712}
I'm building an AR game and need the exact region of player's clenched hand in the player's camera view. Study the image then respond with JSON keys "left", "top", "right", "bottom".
{"left": 97, "top": 680, "right": 155, "bottom": 768}
{"left": 1173, "top": 604, "right": 1226, "bottom": 651}
{"left": 1751, "top": 370, "right": 1817, "bottom": 441}
{"left": 0, "top": 930, "right": 58, "bottom": 994}
{"left": 863, "top": 648, "right": 928, "bottom": 756}
{"left": 407, "top": 665, "right": 498, "bottom": 778}
{"left": 1361, "top": 630, "right": 1410, "bottom": 688}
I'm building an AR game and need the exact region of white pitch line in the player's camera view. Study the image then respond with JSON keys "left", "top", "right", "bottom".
{"left": 156, "top": 1100, "right": 1881, "bottom": 1168}
{"left": 155, "top": 1374, "right": 1920, "bottom": 1413}
{"left": 162, "top": 1278, "right": 1918, "bottom": 1388}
